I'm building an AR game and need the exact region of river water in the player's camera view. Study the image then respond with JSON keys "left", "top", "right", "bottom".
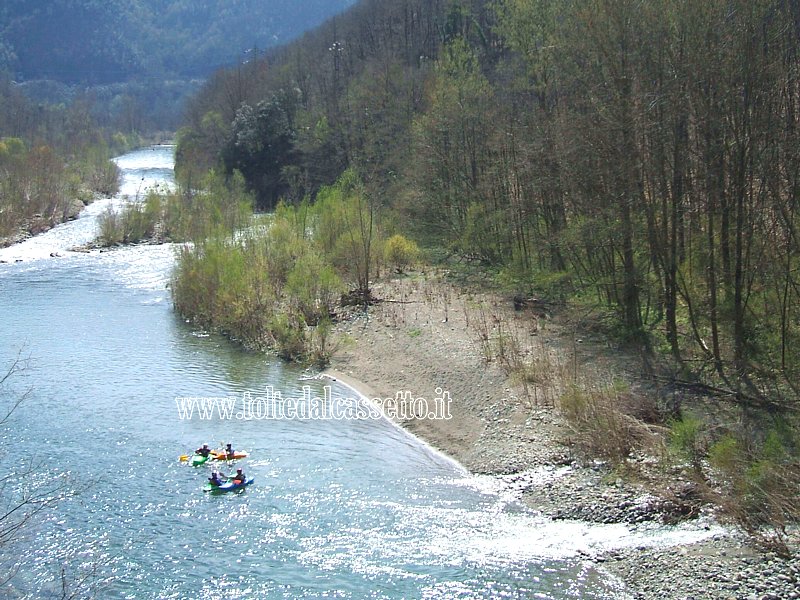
{"left": 0, "top": 146, "right": 719, "bottom": 599}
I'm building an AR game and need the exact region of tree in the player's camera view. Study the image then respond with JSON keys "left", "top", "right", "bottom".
{"left": 0, "top": 349, "right": 81, "bottom": 595}
{"left": 410, "top": 38, "right": 496, "bottom": 251}
{"left": 223, "top": 98, "right": 297, "bottom": 209}
{"left": 313, "top": 169, "right": 377, "bottom": 301}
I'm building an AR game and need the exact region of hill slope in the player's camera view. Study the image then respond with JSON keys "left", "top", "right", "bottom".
{"left": 0, "top": 0, "right": 355, "bottom": 84}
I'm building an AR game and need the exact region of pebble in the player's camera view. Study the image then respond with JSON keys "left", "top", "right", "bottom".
{"left": 335, "top": 291, "right": 800, "bottom": 600}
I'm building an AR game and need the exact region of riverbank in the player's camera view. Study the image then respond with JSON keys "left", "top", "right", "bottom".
{"left": 0, "top": 197, "right": 87, "bottom": 251}
{"left": 327, "top": 270, "right": 799, "bottom": 599}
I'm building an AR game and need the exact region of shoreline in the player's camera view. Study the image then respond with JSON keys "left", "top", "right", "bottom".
{"left": 0, "top": 196, "right": 88, "bottom": 252}
{"left": 327, "top": 273, "right": 799, "bottom": 599}
{"left": 320, "top": 369, "right": 470, "bottom": 475}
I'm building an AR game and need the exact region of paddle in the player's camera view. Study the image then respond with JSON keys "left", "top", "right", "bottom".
{"left": 180, "top": 451, "right": 205, "bottom": 461}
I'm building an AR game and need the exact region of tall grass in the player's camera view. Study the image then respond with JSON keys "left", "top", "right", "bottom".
{"left": 560, "top": 380, "right": 662, "bottom": 463}
{"left": 97, "top": 195, "right": 160, "bottom": 245}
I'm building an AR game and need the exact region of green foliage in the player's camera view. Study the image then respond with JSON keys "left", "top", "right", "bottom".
{"left": 761, "top": 430, "right": 789, "bottom": 463}
{"left": 708, "top": 434, "right": 742, "bottom": 475}
{"left": 97, "top": 192, "right": 161, "bottom": 246}
{"left": 174, "top": 116, "right": 226, "bottom": 188}
{"left": 286, "top": 250, "right": 343, "bottom": 324}
{"left": 707, "top": 425, "right": 800, "bottom": 554}
{"left": 95, "top": 170, "right": 252, "bottom": 248}
{"left": 409, "top": 39, "right": 494, "bottom": 247}
{"left": 461, "top": 203, "right": 510, "bottom": 265}
{"left": 312, "top": 170, "right": 377, "bottom": 295}
{"left": 170, "top": 170, "right": 375, "bottom": 364}
{"left": 172, "top": 235, "right": 274, "bottom": 347}
{"left": 223, "top": 99, "right": 297, "bottom": 209}
{"left": 166, "top": 0, "right": 800, "bottom": 405}
{"left": 668, "top": 414, "right": 705, "bottom": 471}
{"left": 162, "top": 170, "right": 253, "bottom": 243}
{"left": 0, "top": 137, "right": 25, "bottom": 157}
{"left": 0, "top": 79, "right": 127, "bottom": 238}
{"left": 308, "top": 317, "right": 334, "bottom": 367}
{"left": 383, "top": 234, "right": 420, "bottom": 274}
{"left": 0, "top": 141, "right": 70, "bottom": 236}
{"left": 269, "top": 313, "right": 308, "bottom": 362}
{"left": 97, "top": 208, "right": 122, "bottom": 246}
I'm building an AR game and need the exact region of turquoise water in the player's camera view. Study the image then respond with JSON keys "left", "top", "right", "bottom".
{"left": 0, "top": 147, "right": 710, "bottom": 599}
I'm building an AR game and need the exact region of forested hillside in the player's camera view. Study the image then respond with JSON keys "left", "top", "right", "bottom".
{"left": 0, "top": 0, "right": 355, "bottom": 130}
{"left": 0, "top": 78, "right": 126, "bottom": 241}
{"left": 177, "top": 0, "right": 800, "bottom": 408}
{"left": 0, "top": 0, "right": 355, "bottom": 83}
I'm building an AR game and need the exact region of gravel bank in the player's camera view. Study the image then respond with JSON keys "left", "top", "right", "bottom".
{"left": 327, "top": 272, "right": 798, "bottom": 599}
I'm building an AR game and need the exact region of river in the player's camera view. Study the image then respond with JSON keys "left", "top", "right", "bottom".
{"left": 0, "top": 146, "right": 717, "bottom": 599}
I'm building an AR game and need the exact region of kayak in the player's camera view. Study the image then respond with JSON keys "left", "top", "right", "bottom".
{"left": 191, "top": 453, "right": 211, "bottom": 466}
{"left": 203, "top": 477, "right": 254, "bottom": 493}
{"left": 217, "top": 477, "right": 254, "bottom": 492}
{"left": 210, "top": 451, "right": 248, "bottom": 461}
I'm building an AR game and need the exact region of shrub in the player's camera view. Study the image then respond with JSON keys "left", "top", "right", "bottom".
{"left": 384, "top": 234, "right": 420, "bottom": 274}
{"left": 708, "top": 434, "right": 742, "bottom": 475}
{"left": 669, "top": 414, "right": 705, "bottom": 472}
{"left": 708, "top": 427, "right": 800, "bottom": 556}
{"left": 560, "top": 382, "right": 659, "bottom": 463}
{"left": 121, "top": 201, "right": 155, "bottom": 243}
{"left": 97, "top": 194, "right": 161, "bottom": 246}
{"left": 309, "top": 317, "right": 334, "bottom": 367}
{"left": 98, "top": 206, "right": 123, "bottom": 245}
{"left": 269, "top": 312, "right": 308, "bottom": 361}
{"left": 285, "top": 250, "right": 343, "bottom": 324}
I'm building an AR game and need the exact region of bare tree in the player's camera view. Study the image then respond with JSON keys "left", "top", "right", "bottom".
{"left": 0, "top": 349, "right": 92, "bottom": 598}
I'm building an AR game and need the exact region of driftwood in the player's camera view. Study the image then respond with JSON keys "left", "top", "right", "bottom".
{"left": 652, "top": 375, "right": 796, "bottom": 412}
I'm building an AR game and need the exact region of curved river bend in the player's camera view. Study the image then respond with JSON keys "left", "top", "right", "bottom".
{"left": 0, "top": 146, "right": 717, "bottom": 599}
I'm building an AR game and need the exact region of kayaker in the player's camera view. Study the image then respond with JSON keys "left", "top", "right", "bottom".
{"left": 195, "top": 444, "right": 211, "bottom": 457}
{"left": 224, "top": 443, "right": 234, "bottom": 458}
{"left": 233, "top": 468, "right": 246, "bottom": 484}
{"left": 208, "top": 471, "right": 224, "bottom": 487}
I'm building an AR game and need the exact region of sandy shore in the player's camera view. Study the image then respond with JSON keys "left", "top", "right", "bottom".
{"left": 326, "top": 272, "right": 799, "bottom": 599}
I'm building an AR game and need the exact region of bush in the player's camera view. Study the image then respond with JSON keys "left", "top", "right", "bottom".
{"left": 172, "top": 202, "right": 343, "bottom": 363}
{"left": 560, "top": 382, "right": 659, "bottom": 463}
{"left": 312, "top": 170, "right": 379, "bottom": 294}
{"left": 669, "top": 414, "right": 705, "bottom": 472}
{"left": 708, "top": 434, "right": 742, "bottom": 474}
{"left": 708, "top": 427, "right": 800, "bottom": 556}
{"left": 309, "top": 317, "right": 334, "bottom": 367}
{"left": 286, "top": 250, "right": 343, "bottom": 324}
{"left": 97, "top": 206, "right": 123, "bottom": 245}
{"left": 269, "top": 312, "right": 308, "bottom": 361}
{"left": 384, "top": 234, "right": 420, "bottom": 274}
{"left": 97, "top": 194, "right": 161, "bottom": 246}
